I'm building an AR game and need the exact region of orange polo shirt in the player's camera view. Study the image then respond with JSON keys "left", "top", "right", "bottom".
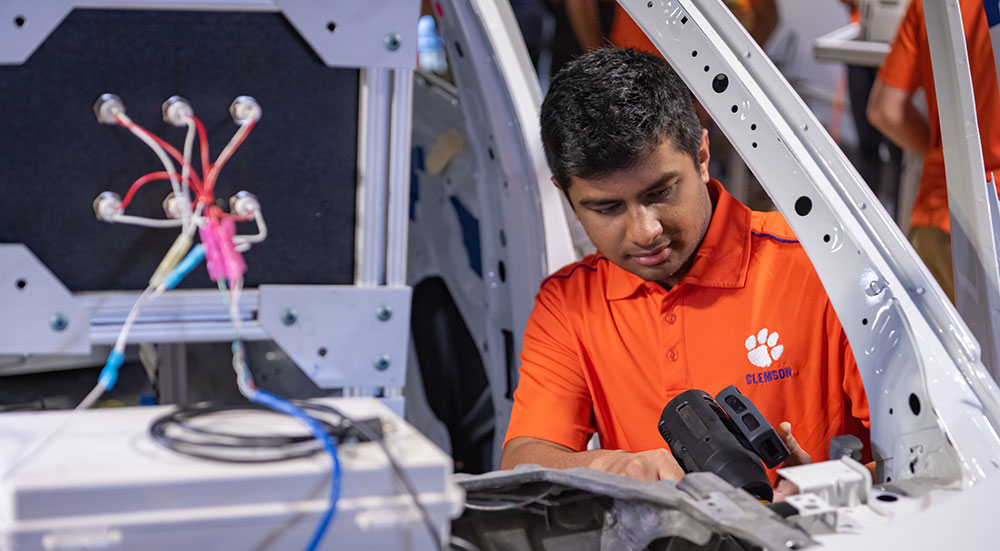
{"left": 505, "top": 180, "right": 870, "bottom": 476}
{"left": 878, "top": 0, "right": 1000, "bottom": 233}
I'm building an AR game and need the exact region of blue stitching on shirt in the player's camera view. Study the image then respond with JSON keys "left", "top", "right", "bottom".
{"left": 751, "top": 231, "right": 799, "bottom": 244}
{"left": 541, "top": 256, "right": 609, "bottom": 286}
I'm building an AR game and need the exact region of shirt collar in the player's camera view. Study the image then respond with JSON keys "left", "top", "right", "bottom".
{"left": 605, "top": 179, "right": 752, "bottom": 300}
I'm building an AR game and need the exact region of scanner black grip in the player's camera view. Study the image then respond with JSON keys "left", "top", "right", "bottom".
{"left": 658, "top": 389, "right": 773, "bottom": 501}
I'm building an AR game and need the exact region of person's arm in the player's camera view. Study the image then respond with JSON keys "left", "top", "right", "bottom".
{"left": 749, "top": 0, "right": 779, "bottom": 47}
{"left": 501, "top": 436, "right": 685, "bottom": 481}
{"left": 565, "top": 0, "right": 603, "bottom": 52}
{"left": 867, "top": 78, "right": 931, "bottom": 157}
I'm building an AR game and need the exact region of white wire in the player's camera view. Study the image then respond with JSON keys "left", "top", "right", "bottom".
{"left": 233, "top": 208, "right": 268, "bottom": 245}
{"left": 116, "top": 113, "right": 190, "bottom": 232}
{"left": 108, "top": 213, "right": 184, "bottom": 228}
{"left": 219, "top": 278, "right": 255, "bottom": 398}
{"left": 113, "top": 285, "right": 161, "bottom": 353}
{"left": 179, "top": 117, "right": 197, "bottom": 220}
{"left": 183, "top": 202, "right": 206, "bottom": 239}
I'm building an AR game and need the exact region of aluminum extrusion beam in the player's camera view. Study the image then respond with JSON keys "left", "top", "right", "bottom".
{"left": 387, "top": 69, "right": 415, "bottom": 287}
{"left": 356, "top": 68, "right": 392, "bottom": 287}
{"left": 924, "top": 0, "right": 1000, "bottom": 383}
{"left": 619, "top": 0, "right": 1000, "bottom": 485}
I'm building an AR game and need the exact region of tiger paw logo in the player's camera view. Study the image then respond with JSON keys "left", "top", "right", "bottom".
{"left": 745, "top": 328, "right": 784, "bottom": 368}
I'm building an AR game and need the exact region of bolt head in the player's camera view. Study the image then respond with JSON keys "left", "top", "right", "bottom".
{"left": 93, "top": 191, "right": 122, "bottom": 221}
{"left": 94, "top": 93, "right": 125, "bottom": 124}
{"left": 230, "top": 191, "right": 260, "bottom": 217}
{"left": 376, "top": 304, "right": 392, "bottom": 321}
{"left": 384, "top": 33, "right": 402, "bottom": 51}
{"left": 280, "top": 308, "right": 298, "bottom": 326}
{"left": 374, "top": 354, "right": 391, "bottom": 371}
{"left": 229, "top": 96, "right": 261, "bottom": 124}
{"left": 866, "top": 280, "right": 885, "bottom": 296}
{"left": 161, "top": 96, "right": 193, "bottom": 126}
{"left": 49, "top": 313, "right": 68, "bottom": 332}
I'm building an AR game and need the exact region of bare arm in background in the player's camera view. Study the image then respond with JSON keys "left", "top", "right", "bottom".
{"left": 750, "top": 0, "right": 779, "bottom": 47}
{"left": 565, "top": 0, "right": 604, "bottom": 52}
{"left": 867, "top": 78, "right": 931, "bottom": 156}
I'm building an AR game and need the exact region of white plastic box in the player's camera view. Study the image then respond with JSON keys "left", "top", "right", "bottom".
{"left": 0, "top": 398, "right": 463, "bottom": 551}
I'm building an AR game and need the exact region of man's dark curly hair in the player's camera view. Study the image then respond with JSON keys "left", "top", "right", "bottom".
{"left": 540, "top": 48, "right": 703, "bottom": 195}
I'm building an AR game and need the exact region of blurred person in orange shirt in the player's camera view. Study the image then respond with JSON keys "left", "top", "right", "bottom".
{"left": 867, "top": 0, "right": 1000, "bottom": 301}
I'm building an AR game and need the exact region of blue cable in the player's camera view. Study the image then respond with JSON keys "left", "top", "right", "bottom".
{"left": 249, "top": 389, "right": 342, "bottom": 551}
{"left": 164, "top": 243, "right": 206, "bottom": 290}
{"left": 97, "top": 349, "right": 125, "bottom": 390}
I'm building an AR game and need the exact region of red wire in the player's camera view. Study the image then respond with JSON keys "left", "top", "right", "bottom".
{"left": 114, "top": 114, "right": 207, "bottom": 197}
{"left": 118, "top": 171, "right": 171, "bottom": 210}
{"left": 206, "top": 119, "right": 257, "bottom": 194}
{"left": 191, "top": 116, "right": 211, "bottom": 179}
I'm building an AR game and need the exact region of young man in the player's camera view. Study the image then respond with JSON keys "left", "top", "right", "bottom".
{"left": 501, "top": 48, "right": 870, "bottom": 482}
{"left": 867, "top": 0, "right": 1000, "bottom": 303}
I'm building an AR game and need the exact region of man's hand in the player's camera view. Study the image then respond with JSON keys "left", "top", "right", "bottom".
{"left": 589, "top": 449, "right": 685, "bottom": 482}
{"left": 772, "top": 421, "right": 811, "bottom": 501}
{"left": 501, "top": 437, "right": 684, "bottom": 482}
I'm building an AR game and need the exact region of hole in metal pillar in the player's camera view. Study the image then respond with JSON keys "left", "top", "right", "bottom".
{"left": 794, "top": 196, "right": 812, "bottom": 216}
{"left": 712, "top": 74, "right": 729, "bottom": 93}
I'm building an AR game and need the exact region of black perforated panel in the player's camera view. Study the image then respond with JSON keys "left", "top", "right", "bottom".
{"left": 0, "top": 9, "right": 358, "bottom": 291}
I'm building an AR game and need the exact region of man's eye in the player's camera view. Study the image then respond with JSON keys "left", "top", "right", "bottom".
{"left": 593, "top": 204, "right": 621, "bottom": 215}
{"left": 651, "top": 187, "right": 673, "bottom": 201}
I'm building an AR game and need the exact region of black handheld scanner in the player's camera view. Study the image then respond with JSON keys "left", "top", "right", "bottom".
{"left": 657, "top": 385, "right": 789, "bottom": 501}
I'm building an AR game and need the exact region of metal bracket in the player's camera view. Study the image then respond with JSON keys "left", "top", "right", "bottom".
{"left": 0, "top": 244, "right": 89, "bottom": 354}
{"left": 0, "top": 1, "right": 73, "bottom": 65}
{"left": 779, "top": 457, "right": 873, "bottom": 509}
{"left": 0, "top": 1, "right": 418, "bottom": 69}
{"left": 258, "top": 285, "right": 412, "bottom": 388}
{"left": 274, "top": 0, "right": 418, "bottom": 69}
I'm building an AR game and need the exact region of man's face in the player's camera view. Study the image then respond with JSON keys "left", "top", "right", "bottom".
{"left": 564, "top": 131, "right": 713, "bottom": 289}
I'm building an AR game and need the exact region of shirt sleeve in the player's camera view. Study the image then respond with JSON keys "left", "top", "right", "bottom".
{"left": 877, "top": 0, "right": 923, "bottom": 92}
{"left": 503, "top": 283, "right": 596, "bottom": 451}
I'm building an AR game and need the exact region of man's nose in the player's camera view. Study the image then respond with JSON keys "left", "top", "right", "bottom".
{"left": 625, "top": 205, "right": 662, "bottom": 247}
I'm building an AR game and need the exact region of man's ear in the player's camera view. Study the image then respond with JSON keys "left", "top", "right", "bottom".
{"left": 553, "top": 177, "right": 576, "bottom": 212}
{"left": 697, "top": 128, "right": 711, "bottom": 183}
